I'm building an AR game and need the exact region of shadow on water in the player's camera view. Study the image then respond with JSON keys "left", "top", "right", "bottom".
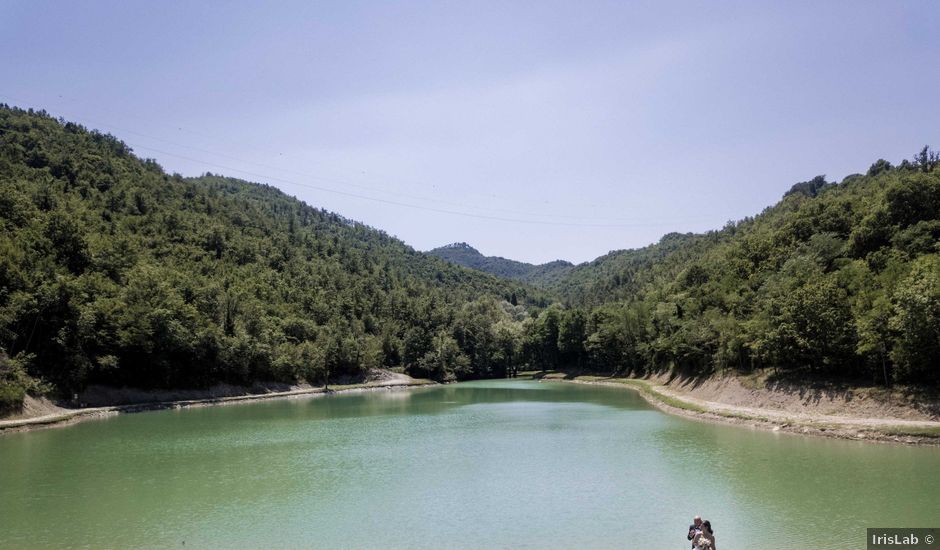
{"left": 199, "top": 379, "right": 653, "bottom": 425}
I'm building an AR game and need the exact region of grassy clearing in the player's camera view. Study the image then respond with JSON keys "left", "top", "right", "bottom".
{"left": 611, "top": 379, "right": 711, "bottom": 414}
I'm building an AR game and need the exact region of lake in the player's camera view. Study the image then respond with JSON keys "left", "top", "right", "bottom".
{"left": 0, "top": 380, "right": 937, "bottom": 549}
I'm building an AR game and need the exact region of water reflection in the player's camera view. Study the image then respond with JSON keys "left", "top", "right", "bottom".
{"left": 0, "top": 380, "right": 936, "bottom": 550}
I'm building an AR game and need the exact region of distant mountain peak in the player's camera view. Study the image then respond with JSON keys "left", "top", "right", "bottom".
{"left": 427, "top": 242, "right": 573, "bottom": 285}
{"left": 439, "top": 242, "right": 480, "bottom": 253}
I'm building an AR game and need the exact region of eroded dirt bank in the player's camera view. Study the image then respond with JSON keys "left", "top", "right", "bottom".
{"left": 0, "top": 369, "right": 435, "bottom": 435}
{"left": 532, "top": 371, "right": 940, "bottom": 445}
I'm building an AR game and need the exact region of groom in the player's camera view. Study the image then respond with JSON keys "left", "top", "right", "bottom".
{"left": 687, "top": 515, "right": 702, "bottom": 547}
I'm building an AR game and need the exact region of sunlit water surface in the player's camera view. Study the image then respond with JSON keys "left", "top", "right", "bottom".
{"left": 1, "top": 380, "right": 937, "bottom": 549}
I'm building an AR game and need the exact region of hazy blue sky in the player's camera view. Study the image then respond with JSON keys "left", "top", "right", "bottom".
{"left": 3, "top": 1, "right": 939, "bottom": 263}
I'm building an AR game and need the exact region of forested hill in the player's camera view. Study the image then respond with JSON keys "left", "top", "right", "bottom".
{"left": 427, "top": 242, "right": 574, "bottom": 284}
{"left": 530, "top": 154, "right": 940, "bottom": 386}
{"left": 2, "top": 104, "right": 938, "bottom": 416}
{"left": 0, "top": 105, "right": 546, "bottom": 411}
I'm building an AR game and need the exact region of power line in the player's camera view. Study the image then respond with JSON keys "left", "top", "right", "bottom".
{"left": 1, "top": 93, "right": 721, "bottom": 228}
{"left": 71, "top": 112, "right": 692, "bottom": 223}
{"left": 127, "top": 143, "right": 683, "bottom": 228}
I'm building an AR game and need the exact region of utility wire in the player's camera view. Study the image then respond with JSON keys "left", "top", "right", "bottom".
{"left": 74, "top": 113, "right": 692, "bottom": 223}
{"left": 128, "top": 143, "right": 682, "bottom": 228}
{"left": 1, "top": 93, "right": 720, "bottom": 228}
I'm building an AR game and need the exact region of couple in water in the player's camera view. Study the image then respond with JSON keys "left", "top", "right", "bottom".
{"left": 687, "top": 515, "right": 716, "bottom": 549}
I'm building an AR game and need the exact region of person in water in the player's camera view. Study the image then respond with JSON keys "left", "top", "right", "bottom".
{"left": 687, "top": 516, "right": 702, "bottom": 548}
{"left": 686, "top": 516, "right": 715, "bottom": 550}
{"left": 689, "top": 518, "right": 716, "bottom": 549}
{"left": 700, "top": 520, "right": 716, "bottom": 549}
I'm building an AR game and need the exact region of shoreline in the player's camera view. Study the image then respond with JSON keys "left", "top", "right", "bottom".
{"left": 530, "top": 372, "right": 940, "bottom": 446}
{"left": 0, "top": 378, "right": 437, "bottom": 436}
{"left": 6, "top": 371, "right": 938, "bottom": 445}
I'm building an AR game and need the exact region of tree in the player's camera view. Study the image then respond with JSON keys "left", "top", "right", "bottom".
{"left": 867, "top": 159, "right": 893, "bottom": 177}
{"left": 557, "top": 309, "right": 587, "bottom": 368}
{"left": 45, "top": 212, "right": 89, "bottom": 273}
{"left": 417, "top": 332, "right": 469, "bottom": 381}
{"left": 913, "top": 145, "right": 940, "bottom": 173}
{"left": 524, "top": 305, "right": 563, "bottom": 370}
{"left": 890, "top": 256, "right": 940, "bottom": 383}
{"left": 855, "top": 291, "right": 892, "bottom": 385}
{"left": 493, "top": 319, "right": 522, "bottom": 376}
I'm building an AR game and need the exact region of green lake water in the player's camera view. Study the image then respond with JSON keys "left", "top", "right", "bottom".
{"left": 0, "top": 380, "right": 937, "bottom": 549}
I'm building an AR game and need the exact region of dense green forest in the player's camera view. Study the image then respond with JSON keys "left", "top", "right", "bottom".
{"left": 2, "top": 104, "right": 939, "bottom": 414}
{"left": 503, "top": 152, "right": 940, "bottom": 387}
{"left": 427, "top": 242, "right": 573, "bottom": 284}
{"left": 0, "top": 105, "right": 547, "bottom": 413}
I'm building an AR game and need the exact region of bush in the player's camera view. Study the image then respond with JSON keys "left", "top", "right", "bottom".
{"left": 0, "top": 380, "right": 26, "bottom": 415}
{"left": 0, "top": 353, "right": 48, "bottom": 415}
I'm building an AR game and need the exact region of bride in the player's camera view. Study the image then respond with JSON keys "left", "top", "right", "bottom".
{"left": 692, "top": 520, "right": 716, "bottom": 549}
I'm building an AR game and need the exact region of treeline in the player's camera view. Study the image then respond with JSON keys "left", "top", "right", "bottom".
{"left": 530, "top": 149, "right": 940, "bottom": 386}
{"left": 2, "top": 105, "right": 938, "bottom": 415}
{"left": 0, "top": 106, "right": 546, "bottom": 412}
